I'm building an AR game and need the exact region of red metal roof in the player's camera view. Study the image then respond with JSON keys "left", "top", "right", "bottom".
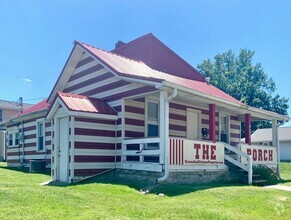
{"left": 58, "top": 92, "right": 117, "bottom": 115}
{"left": 77, "top": 42, "right": 241, "bottom": 104}
{"left": 111, "top": 33, "right": 205, "bottom": 82}
{"left": 16, "top": 99, "right": 49, "bottom": 117}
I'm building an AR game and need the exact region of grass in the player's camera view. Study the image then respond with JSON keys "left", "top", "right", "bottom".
{"left": 0, "top": 162, "right": 291, "bottom": 219}
{"left": 280, "top": 162, "right": 291, "bottom": 186}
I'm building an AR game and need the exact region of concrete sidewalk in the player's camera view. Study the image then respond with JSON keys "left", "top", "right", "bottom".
{"left": 264, "top": 185, "right": 291, "bottom": 192}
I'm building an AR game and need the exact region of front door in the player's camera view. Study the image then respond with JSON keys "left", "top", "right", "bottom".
{"left": 58, "top": 117, "right": 69, "bottom": 182}
{"left": 186, "top": 109, "right": 200, "bottom": 139}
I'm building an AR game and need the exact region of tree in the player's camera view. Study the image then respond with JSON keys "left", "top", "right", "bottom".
{"left": 197, "top": 49, "right": 289, "bottom": 137}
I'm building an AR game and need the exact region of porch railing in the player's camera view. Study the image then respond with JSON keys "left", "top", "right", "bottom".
{"left": 224, "top": 143, "right": 253, "bottom": 185}
{"left": 122, "top": 137, "right": 160, "bottom": 162}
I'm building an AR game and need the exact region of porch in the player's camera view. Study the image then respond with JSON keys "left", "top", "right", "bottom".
{"left": 121, "top": 137, "right": 278, "bottom": 184}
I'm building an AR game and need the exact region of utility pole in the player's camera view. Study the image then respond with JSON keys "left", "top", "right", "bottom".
{"left": 18, "top": 97, "right": 23, "bottom": 113}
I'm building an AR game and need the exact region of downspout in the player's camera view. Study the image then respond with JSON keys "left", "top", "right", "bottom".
{"left": 157, "top": 88, "right": 177, "bottom": 183}
{"left": 21, "top": 121, "right": 25, "bottom": 165}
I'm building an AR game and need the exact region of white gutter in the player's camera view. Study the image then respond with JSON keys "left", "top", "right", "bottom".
{"left": 157, "top": 88, "right": 177, "bottom": 183}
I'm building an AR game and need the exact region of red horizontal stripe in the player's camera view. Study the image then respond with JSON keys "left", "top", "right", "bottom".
{"left": 75, "top": 117, "right": 115, "bottom": 125}
{"left": 74, "top": 142, "right": 116, "bottom": 150}
{"left": 74, "top": 155, "right": 115, "bottom": 163}
{"left": 125, "top": 130, "right": 144, "bottom": 138}
{"left": 7, "top": 159, "right": 51, "bottom": 164}
{"left": 64, "top": 72, "right": 114, "bottom": 93}
{"left": 125, "top": 118, "right": 144, "bottom": 126}
{"left": 74, "top": 169, "right": 109, "bottom": 177}
{"left": 82, "top": 80, "right": 130, "bottom": 97}
{"left": 230, "top": 133, "right": 240, "bottom": 138}
{"left": 25, "top": 134, "right": 36, "bottom": 139}
{"left": 169, "top": 113, "right": 186, "bottom": 121}
{"left": 230, "top": 124, "right": 240, "bottom": 130}
{"left": 169, "top": 124, "right": 186, "bottom": 131}
{"left": 24, "top": 125, "right": 36, "bottom": 132}
{"left": 69, "top": 64, "right": 104, "bottom": 82}
{"left": 103, "top": 86, "right": 155, "bottom": 103}
{"left": 7, "top": 150, "right": 51, "bottom": 156}
{"left": 125, "top": 105, "right": 144, "bottom": 114}
{"left": 75, "top": 56, "right": 94, "bottom": 68}
{"left": 75, "top": 128, "right": 115, "bottom": 137}
{"left": 230, "top": 115, "right": 239, "bottom": 120}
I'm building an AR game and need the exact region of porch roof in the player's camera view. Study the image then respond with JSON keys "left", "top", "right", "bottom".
{"left": 58, "top": 92, "right": 117, "bottom": 115}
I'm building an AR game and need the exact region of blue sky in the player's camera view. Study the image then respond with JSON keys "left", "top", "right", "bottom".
{"left": 0, "top": 0, "right": 290, "bottom": 125}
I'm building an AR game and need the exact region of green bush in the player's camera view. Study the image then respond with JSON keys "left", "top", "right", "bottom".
{"left": 253, "top": 165, "right": 282, "bottom": 185}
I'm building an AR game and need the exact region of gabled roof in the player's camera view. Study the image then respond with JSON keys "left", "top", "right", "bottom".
{"left": 77, "top": 41, "right": 241, "bottom": 104}
{"left": 251, "top": 126, "right": 291, "bottom": 142}
{"left": 58, "top": 92, "right": 117, "bottom": 115}
{"left": 111, "top": 33, "right": 205, "bottom": 82}
{"left": 16, "top": 99, "right": 49, "bottom": 117}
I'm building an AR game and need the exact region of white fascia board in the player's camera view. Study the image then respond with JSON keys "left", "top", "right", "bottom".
{"left": 159, "top": 81, "right": 289, "bottom": 121}
{"left": 48, "top": 45, "right": 84, "bottom": 104}
{"left": 69, "top": 111, "right": 118, "bottom": 120}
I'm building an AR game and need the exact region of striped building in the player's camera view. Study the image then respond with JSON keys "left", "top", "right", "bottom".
{"left": 1, "top": 33, "right": 288, "bottom": 184}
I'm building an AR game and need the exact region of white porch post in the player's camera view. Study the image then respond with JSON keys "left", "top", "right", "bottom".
{"left": 159, "top": 91, "right": 168, "bottom": 165}
{"left": 272, "top": 119, "right": 280, "bottom": 176}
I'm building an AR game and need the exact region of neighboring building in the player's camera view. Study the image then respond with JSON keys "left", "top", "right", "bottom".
{"left": 250, "top": 126, "right": 291, "bottom": 161}
{"left": 1, "top": 33, "right": 289, "bottom": 184}
{"left": 0, "top": 99, "right": 32, "bottom": 161}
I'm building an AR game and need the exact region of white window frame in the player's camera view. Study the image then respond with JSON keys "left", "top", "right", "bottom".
{"left": 7, "top": 130, "right": 19, "bottom": 147}
{"left": 36, "top": 119, "right": 45, "bottom": 152}
{"left": 219, "top": 112, "right": 230, "bottom": 144}
{"left": 145, "top": 99, "right": 159, "bottom": 150}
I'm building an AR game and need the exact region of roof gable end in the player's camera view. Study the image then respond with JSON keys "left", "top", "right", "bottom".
{"left": 112, "top": 33, "right": 205, "bottom": 81}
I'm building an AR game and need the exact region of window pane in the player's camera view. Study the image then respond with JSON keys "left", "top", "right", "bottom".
{"left": 15, "top": 133, "right": 19, "bottom": 146}
{"left": 38, "top": 137, "right": 44, "bottom": 151}
{"left": 148, "top": 124, "right": 159, "bottom": 137}
{"left": 0, "top": 110, "right": 2, "bottom": 122}
{"left": 148, "top": 102, "right": 158, "bottom": 122}
{"left": 38, "top": 122, "right": 43, "bottom": 137}
{"left": 8, "top": 134, "right": 13, "bottom": 146}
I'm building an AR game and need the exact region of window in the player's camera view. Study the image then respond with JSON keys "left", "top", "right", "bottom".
{"left": 37, "top": 121, "right": 45, "bottom": 151}
{"left": 15, "top": 133, "right": 19, "bottom": 146}
{"left": 0, "top": 109, "right": 2, "bottom": 122}
{"left": 146, "top": 101, "right": 159, "bottom": 150}
{"left": 8, "top": 133, "right": 13, "bottom": 146}
{"left": 8, "top": 132, "right": 19, "bottom": 147}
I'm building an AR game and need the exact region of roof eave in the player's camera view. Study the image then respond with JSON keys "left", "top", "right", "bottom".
{"left": 158, "top": 81, "right": 289, "bottom": 121}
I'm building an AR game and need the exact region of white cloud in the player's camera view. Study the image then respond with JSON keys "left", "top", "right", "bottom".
{"left": 21, "top": 78, "right": 32, "bottom": 83}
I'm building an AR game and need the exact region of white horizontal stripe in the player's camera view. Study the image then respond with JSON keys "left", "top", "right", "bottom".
{"left": 8, "top": 155, "right": 50, "bottom": 160}
{"left": 72, "top": 60, "right": 97, "bottom": 75}
{"left": 68, "top": 67, "right": 108, "bottom": 88}
{"left": 74, "top": 162, "right": 115, "bottom": 169}
{"left": 169, "top": 130, "right": 186, "bottom": 137}
{"left": 70, "top": 76, "right": 120, "bottom": 94}
{"left": 75, "top": 121, "right": 116, "bottom": 131}
{"left": 169, "top": 119, "right": 186, "bottom": 127}
{"left": 125, "top": 112, "right": 144, "bottom": 120}
{"left": 79, "top": 52, "right": 89, "bottom": 61}
{"left": 125, "top": 125, "right": 144, "bottom": 132}
{"left": 74, "top": 149, "right": 116, "bottom": 156}
{"left": 95, "top": 83, "right": 143, "bottom": 99}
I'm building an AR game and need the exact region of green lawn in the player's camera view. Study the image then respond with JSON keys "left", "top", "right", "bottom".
{"left": 280, "top": 162, "right": 291, "bottom": 186}
{"left": 0, "top": 162, "right": 291, "bottom": 220}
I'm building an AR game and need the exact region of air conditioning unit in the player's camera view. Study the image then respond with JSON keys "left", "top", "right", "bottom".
{"left": 30, "top": 160, "right": 46, "bottom": 173}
